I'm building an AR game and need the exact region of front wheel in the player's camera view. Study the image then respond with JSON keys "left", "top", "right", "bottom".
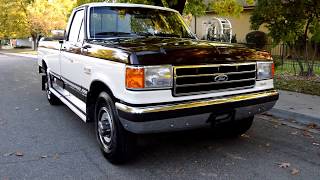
{"left": 95, "top": 92, "right": 135, "bottom": 164}
{"left": 230, "top": 116, "right": 254, "bottom": 136}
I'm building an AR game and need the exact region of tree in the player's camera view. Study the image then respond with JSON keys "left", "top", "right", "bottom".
{"left": 209, "top": 0, "right": 247, "bottom": 17}
{"left": 251, "top": 0, "right": 320, "bottom": 76}
{"left": 0, "top": 0, "right": 31, "bottom": 49}
{"left": 76, "top": 0, "right": 253, "bottom": 16}
{"left": 0, "top": 0, "right": 75, "bottom": 50}
{"left": 0, "top": 0, "right": 30, "bottom": 39}
{"left": 26, "top": 0, "right": 75, "bottom": 49}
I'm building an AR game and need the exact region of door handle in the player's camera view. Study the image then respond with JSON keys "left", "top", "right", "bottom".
{"left": 67, "top": 58, "right": 74, "bottom": 63}
{"left": 81, "top": 45, "right": 91, "bottom": 54}
{"left": 84, "top": 66, "right": 92, "bottom": 75}
{"left": 83, "top": 45, "right": 92, "bottom": 49}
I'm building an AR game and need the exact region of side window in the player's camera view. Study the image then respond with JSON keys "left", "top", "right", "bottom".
{"left": 68, "top": 10, "right": 84, "bottom": 43}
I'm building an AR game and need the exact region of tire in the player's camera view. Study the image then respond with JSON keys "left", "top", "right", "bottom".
{"left": 45, "top": 72, "right": 61, "bottom": 105}
{"left": 213, "top": 116, "right": 254, "bottom": 137}
{"left": 231, "top": 116, "right": 254, "bottom": 136}
{"left": 94, "top": 91, "right": 135, "bottom": 164}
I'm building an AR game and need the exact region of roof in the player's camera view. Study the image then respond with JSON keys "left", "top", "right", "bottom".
{"left": 78, "top": 2, "right": 178, "bottom": 13}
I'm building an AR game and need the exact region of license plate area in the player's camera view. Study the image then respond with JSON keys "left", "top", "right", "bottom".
{"left": 207, "top": 111, "right": 235, "bottom": 125}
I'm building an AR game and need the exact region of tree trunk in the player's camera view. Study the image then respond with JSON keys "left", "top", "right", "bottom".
{"left": 303, "top": 18, "right": 313, "bottom": 76}
{"left": 292, "top": 46, "right": 304, "bottom": 75}
{"left": 296, "top": 57, "right": 304, "bottom": 76}
{"left": 31, "top": 34, "right": 38, "bottom": 51}
{"left": 308, "top": 43, "right": 318, "bottom": 76}
{"left": 154, "top": 0, "right": 164, "bottom": 6}
{"left": 167, "top": 0, "right": 187, "bottom": 14}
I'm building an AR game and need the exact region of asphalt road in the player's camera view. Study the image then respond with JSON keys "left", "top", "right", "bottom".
{"left": 0, "top": 54, "right": 319, "bottom": 180}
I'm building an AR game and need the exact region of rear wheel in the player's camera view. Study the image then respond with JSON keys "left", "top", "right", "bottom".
{"left": 95, "top": 91, "right": 135, "bottom": 164}
{"left": 45, "top": 72, "right": 61, "bottom": 105}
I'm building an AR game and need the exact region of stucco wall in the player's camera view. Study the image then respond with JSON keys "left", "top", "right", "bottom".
{"left": 190, "top": 10, "right": 268, "bottom": 43}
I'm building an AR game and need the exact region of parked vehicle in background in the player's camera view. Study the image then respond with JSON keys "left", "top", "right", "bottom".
{"left": 38, "top": 3, "right": 279, "bottom": 163}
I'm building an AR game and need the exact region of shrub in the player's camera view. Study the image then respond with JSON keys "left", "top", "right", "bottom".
{"left": 272, "top": 56, "right": 283, "bottom": 68}
{"left": 246, "top": 31, "right": 267, "bottom": 49}
{"left": 231, "top": 34, "right": 237, "bottom": 43}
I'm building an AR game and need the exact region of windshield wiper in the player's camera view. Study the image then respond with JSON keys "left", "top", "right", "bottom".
{"left": 135, "top": 32, "right": 155, "bottom": 37}
{"left": 135, "top": 32, "right": 181, "bottom": 38}
{"left": 153, "top": 33, "right": 181, "bottom": 38}
{"left": 94, "top": 32, "right": 136, "bottom": 36}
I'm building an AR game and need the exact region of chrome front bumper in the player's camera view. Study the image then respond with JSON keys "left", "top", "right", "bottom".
{"left": 116, "top": 90, "right": 279, "bottom": 134}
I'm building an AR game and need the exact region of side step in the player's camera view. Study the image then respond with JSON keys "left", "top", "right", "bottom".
{"left": 49, "top": 87, "right": 87, "bottom": 122}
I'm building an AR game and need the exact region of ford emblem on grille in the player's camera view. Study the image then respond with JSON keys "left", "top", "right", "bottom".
{"left": 214, "top": 74, "right": 229, "bottom": 82}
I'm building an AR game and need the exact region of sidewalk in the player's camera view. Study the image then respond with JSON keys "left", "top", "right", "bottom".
{"left": 0, "top": 48, "right": 37, "bottom": 59}
{"left": 267, "top": 90, "right": 320, "bottom": 125}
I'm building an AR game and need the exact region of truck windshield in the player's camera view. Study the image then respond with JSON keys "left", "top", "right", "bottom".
{"left": 89, "top": 6, "right": 195, "bottom": 39}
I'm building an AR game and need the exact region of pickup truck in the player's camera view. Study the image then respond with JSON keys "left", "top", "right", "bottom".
{"left": 38, "top": 2, "right": 279, "bottom": 163}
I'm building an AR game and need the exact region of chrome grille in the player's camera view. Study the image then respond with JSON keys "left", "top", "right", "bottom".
{"left": 173, "top": 63, "right": 256, "bottom": 96}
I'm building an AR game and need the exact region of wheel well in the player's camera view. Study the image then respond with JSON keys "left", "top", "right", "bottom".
{"left": 86, "top": 81, "right": 115, "bottom": 122}
{"left": 41, "top": 60, "right": 47, "bottom": 73}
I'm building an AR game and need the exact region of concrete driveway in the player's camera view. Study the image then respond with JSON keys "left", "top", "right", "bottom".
{"left": 0, "top": 54, "right": 319, "bottom": 180}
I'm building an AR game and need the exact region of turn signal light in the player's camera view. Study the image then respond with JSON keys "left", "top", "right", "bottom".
{"left": 272, "top": 63, "right": 275, "bottom": 78}
{"left": 126, "top": 67, "right": 144, "bottom": 89}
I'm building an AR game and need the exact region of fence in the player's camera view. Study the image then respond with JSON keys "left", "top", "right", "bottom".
{"left": 263, "top": 43, "right": 320, "bottom": 60}
{"left": 264, "top": 44, "right": 287, "bottom": 57}
{"left": 276, "top": 60, "right": 320, "bottom": 75}
{"left": 240, "top": 43, "right": 320, "bottom": 75}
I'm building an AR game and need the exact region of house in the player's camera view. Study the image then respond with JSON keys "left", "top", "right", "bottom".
{"left": 189, "top": 0, "right": 267, "bottom": 43}
{"left": 10, "top": 38, "right": 32, "bottom": 48}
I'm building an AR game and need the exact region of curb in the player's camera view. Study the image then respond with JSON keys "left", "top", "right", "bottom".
{"left": 266, "top": 108, "right": 320, "bottom": 126}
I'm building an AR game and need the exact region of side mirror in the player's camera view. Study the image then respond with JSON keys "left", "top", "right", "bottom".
{"left": 51, "top": 30, "right": 65, "bottom": 41}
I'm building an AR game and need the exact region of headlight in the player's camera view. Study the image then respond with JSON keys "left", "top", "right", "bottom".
{"left": 126, "top": 65, "right": 173, "bottom": 89}
{"left": 257, "top": 62, "right": 274, "bottom": 80}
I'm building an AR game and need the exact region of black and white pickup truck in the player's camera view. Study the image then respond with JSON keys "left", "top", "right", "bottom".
{"left": 38, "top": 2, "right": 279, "bottom": 163}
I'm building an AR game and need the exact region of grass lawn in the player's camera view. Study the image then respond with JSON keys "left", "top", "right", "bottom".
{"left": 274, "top": 72, "right": 320, "bottom": 96}
{"left": 274, "top": 59, "right": 320, "bottom": 96}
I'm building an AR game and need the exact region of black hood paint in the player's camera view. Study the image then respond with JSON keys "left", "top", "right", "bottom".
{"left": 86, "top": 38, "right": 272, "bottom": 65}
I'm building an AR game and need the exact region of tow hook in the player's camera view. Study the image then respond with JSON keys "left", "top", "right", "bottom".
{"left": 207, "top": 112, "right": 234, "bottom": 127}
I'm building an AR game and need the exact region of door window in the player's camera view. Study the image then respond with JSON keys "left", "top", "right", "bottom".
{"left": 68, "top": 10, "right": 84, "bottom": 43}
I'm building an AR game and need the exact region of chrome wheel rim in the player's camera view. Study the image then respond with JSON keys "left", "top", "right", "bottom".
{"left": 47, "top": 90, "right": 51, "bottom": 99}
{"left": 97, "top": 107, "right": 113, "bottom": 151}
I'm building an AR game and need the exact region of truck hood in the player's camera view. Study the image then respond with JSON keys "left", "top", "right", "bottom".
{"left": 87, "top": 38, "right": 272, "bottom": 65}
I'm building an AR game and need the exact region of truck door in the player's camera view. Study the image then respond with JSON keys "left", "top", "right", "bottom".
{"left": 60, "top": 9, "right": 85, "bottom": 95}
